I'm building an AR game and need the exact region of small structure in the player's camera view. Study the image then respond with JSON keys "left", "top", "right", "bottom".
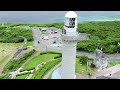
{"left": 93, "top": 49, "right": 109, "bottom": 70}
{"left": 42, "top": 35, "right": 49, "bottom": 40}
{"left": 41, "top": 28, "right": 47, "bottom": 32}
{"left": 54, "top": 31, "right": 57, "bottom": 34}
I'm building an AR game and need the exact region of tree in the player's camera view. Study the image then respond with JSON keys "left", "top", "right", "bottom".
{"left": 79, "top": 56, "right": 88, "bottom": 65}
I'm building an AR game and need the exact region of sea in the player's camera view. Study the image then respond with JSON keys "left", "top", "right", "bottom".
{"left": 0, "top": 11, "right": 120, "bottom": 24}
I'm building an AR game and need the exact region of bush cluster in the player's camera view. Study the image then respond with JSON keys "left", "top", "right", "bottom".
{"left": 3, "top": 49, "right": 36, "bottom": 72}
{"left": 31, "top": 58, "right": 61, "bottom": 79}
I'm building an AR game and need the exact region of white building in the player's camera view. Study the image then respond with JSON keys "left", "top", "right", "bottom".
{"left": 52, "top": 11, "right": 78, "bottom": 79}
{"left": 42, "top": 35, "right": 49, "bottom": 40}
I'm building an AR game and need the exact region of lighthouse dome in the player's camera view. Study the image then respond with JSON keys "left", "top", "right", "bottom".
{"left": 65, "top": 11, "right": 77, "bottom": 18}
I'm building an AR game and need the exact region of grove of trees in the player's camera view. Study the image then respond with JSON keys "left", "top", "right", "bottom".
{"left": 1, "top": 21, "right": 120, "bottom": 54}
{"left": 0, "top": 24, "right": 33, "bottom": 43}
{"left": 77, "top": 21, "right": 120, "bottom": 54}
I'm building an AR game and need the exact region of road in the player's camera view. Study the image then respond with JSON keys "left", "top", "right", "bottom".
{"left": 16, "top": 36, "right": 27, "bottom": 44}
{"left": 90, "top": 64, "right": 120, "bottom": 79}
{"left": 32, "top": 27, "right": 120, "bottom": 61}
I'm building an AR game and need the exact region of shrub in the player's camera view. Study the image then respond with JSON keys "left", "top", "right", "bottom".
{"left": 31, "top": 58, "right": 61, "bottom": 79}
{"left": 54, "top": 54, "right": 62, "bottom": 59}
{"left": 0, "top": 74, "right": 10, "bottom": 79}
{"left": 79, "top": 56, "right": 88, "bottom": 65}
{"left": 90, "top": 63, "right": 96, "bottom": 68}
{"left": 40, "top": 51, "right": 62, "bottom": 56}
{"left": 0, "top": 26, "right": 33, "bottom": 43}
{"left": 4, "top": 49, "right": 36, "bottom": 72}
{"left": 77, "top": 21, "right": 120, "bottom": 54}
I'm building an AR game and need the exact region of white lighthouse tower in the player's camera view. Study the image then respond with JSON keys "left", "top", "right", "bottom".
{"left": 61, "top": 11, "right": 78, "bottom": 79}
{"left": 51, "top": 11, "right": 78, "bottom": 79}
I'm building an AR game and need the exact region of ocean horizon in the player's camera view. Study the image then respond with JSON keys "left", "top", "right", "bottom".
{"left": 0, "top": 11, "right": 120, "bottom": 24}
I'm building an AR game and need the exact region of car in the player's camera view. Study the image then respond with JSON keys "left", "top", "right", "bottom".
{"left": 38, "top": 41, "right": 40, "bottom": 44}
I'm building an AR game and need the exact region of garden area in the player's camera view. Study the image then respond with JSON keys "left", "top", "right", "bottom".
{"left": 31, "top": 58, "right": 61, "bottom": 79}
{"left": 0, "top": 43, "right": 24, "bottom": 68}
{"left": 21, "top": 51, "right": 61, "bottom": 71}
{"left": 0, "top": 74, "right": 10, "bottom": 79}
{"left": 75, "top": 56, "right": 94, "bottom": 75}
{"left": 15, "top": 72, "right": 30, "bottom": 79}
{"left": 23, "top": 41, "right": 34, "bottom": 47}
{"left": 109, "top": 61, "right": 120, "bottom": 66}
{"left": 3, "top": 49, "right": 36, "bottom": 72}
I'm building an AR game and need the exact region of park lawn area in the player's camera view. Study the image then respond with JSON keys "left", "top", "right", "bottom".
{"left": 0, "top": 74, "right": 10, "bottom": 79}
{"left": 24, "top": 41, "right": 34, "bottom": 47}
{"left": 109, "top": 61, "right": 120, "bottom": 66}
{"left": 0, "top": 55, "right": 11, "bottom": 67}
{"left": 15, "top": 73, "right": 30, "bottom": 79}
{"left": 0, "top": 43, "right": 23, "bottom": 68}
{"left": 75, "top": 58, "right": 93, "bottom": 74}
{"left": 31, "top": 58, "right": 61, "bottom": 79}
{"left": 4, "top": 50, "right": 36, "bottom": 72}
{"left": 21, "top": 53, "right": 60, "bottom": 71}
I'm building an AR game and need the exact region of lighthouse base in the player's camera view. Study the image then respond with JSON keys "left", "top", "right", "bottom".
{"left": 51, "top": 67, "right": 76, "bottom": 79}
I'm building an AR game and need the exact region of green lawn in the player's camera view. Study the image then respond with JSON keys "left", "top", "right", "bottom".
{"left": 15, "top": 73, "right": 30, "bottom": 79}
{"left": 21, "top": 53, "right": 60, "bottom": 71}
{"left": 109, "top": 61, "right": 120, "bottom": 66}
{"left": 0, "top": 43, "right": 23, "bottom": 68}
{"left": 0, "top": 74, "right": 10, "bottom": 79}
{"left": 24, "top": 41, "right": 34, "bottom": 47}
{"left": 31, "top": 58, "right": 61, "bottom": 79}
{"left": 75, "top": 58, "right": 93, "bottom": 74}
{"left": 4, "top": 50, "right": 36, "bottom": 72}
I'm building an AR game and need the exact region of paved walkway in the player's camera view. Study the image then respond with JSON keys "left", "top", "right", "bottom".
{"left": 90, "top": 64, "right": 120, "bottom": 79}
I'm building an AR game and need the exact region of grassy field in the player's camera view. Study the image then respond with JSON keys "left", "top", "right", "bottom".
{"left": 31, "top": 58, "right": 61, "bottom": 79}
{"left": 75, "top": 58, "right": 93, "bottom": 74}
{"left": 109, "top": 61, "right": 120, "bottom": 66}
{"left": 15, "top": 73, "right": 30, "bottom": 79}
{"left": 4, "top": 50, "right": 36, "bottom": 72}
{"left": 0, "top": 74, "right": 10, "bottom": 79}
{"left": 24, "top": 41, "right": 34, "bottom": 47}
{"left": 0, "top": 43, "right": 23, "bottom": 68}
{"left": 21, "top": 53, "right": 60, "bottom": 71}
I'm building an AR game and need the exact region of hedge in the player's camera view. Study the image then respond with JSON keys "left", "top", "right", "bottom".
{"left": 4, "top": 49, "right": 36, "bottom": 72}
{"left": 31, "top": 58, "right": 61, "bottom": 79}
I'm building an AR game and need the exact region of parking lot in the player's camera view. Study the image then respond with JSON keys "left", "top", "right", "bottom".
{"left": 32, "top": 27, "right": 62, "bottom": 52}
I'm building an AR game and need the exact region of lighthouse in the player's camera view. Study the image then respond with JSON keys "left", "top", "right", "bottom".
{"left": 61, "top": 11, "right": 78, "bottom": 79}
{"left": 51, "top": 11, "right": 78, "bottom": 79}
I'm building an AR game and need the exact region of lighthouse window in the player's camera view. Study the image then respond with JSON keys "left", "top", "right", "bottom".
{"left": 69, "top": 18, "right": 75, "bottom": 28}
